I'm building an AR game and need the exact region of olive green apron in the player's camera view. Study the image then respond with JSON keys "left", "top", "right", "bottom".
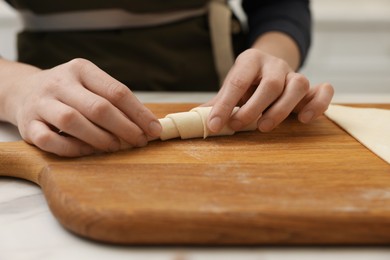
{"left": 8, "top": 0, "right": 247, "bottom": 91}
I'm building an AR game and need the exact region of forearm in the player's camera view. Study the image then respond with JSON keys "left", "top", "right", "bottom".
{"left": 251, "top": 31, "right": 301, "bottom": 71}
{"left": 0, "top": 58, "right": 41, "bottom": 123}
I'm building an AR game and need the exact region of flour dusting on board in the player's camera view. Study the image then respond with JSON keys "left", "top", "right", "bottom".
{"left": 183, "top": 145, "right": 204, "bottom": 160}
{"left": 333, "top": 206, "right": 364, "bottom": 213}
{"left": 361, "top": 189, "right": 390, "bottom": 200}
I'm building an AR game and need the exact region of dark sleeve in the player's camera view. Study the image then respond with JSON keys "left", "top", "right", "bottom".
{"left": 242, "top": 0, "right": 312, "bottom": 67}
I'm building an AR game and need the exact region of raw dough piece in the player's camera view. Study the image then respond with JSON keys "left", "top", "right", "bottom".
{"left": 325, "top": 104, "right": 390, "bottom": 164}
{"left": 158, "top": 107, "right": 258, "bottom": 141}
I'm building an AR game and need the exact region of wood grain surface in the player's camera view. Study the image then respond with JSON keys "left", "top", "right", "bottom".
{"left": 0, "top": 103, "right": 389, "bottom": 245}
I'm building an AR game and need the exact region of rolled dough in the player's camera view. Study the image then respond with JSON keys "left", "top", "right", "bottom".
{"left": 158, "top": 107, "right": 258, "bottom": 141}
{"left": 325, "top": 104, "right": 390, "bottom": 164}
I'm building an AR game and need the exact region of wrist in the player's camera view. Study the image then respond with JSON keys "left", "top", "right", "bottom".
{"left": 0, "top": 59, "right": 41, "bottom": 124}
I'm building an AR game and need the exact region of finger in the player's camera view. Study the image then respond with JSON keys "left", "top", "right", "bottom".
{"left": 228, "top": 67, "right": 287, "bottom": 131}
{"left": 70, "top": 59, "right": 162, "bottom": 137}
{"left": 207, "top": 52, "right": 262, "bottom": 133}
{"left": 25, "top": 120, "right": 95, "bottom": 157}
{"left": 37, "top": 99, "right": 122, "bottom": 152}
{"left": 297, "top": 82, "right": 334, "bottom": 123}
{"left": 258, "top": 73, "right": 310, "bottom": 132}
{"left": 58, "top": 85, "right": 147, "bottom": 148}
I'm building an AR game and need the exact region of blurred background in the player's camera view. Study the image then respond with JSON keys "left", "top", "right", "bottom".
{"left": 1, "top": 0, "right": 389, "bottom": 102}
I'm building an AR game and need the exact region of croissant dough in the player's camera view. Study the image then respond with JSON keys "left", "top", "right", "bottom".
{"left": 158, "top": 107, "right": 258, "bottom": 141}
{"left": 325, "top": 104, "right": 390, "bottom": 164}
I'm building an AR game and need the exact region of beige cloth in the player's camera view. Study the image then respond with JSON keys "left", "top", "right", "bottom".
{"left": 208, "top": 0, "right": 235, "bottom": 85}
{"left": 325, "top": 104, "right": 390, "bottom": 164}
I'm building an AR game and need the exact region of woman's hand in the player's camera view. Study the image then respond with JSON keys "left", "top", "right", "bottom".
{"left": 206, "top": 48, "right": 334, "bottom": 133}
{"left": 6, "top": 58, "right": 161, "bottom": 157}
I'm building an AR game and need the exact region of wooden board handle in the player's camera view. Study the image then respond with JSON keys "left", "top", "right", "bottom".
{"left": 0, "top": 141, "right": 47, "bottom": 184}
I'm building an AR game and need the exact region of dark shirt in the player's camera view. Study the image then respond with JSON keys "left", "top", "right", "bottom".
{"left": 243, "top": 0, "right": 311, "bottom": 67}
{"left": 4, "top": 0, "right": 311, "bottom": 91}
{"left": 5, "top": 0, "right": 311, "bottom": 64}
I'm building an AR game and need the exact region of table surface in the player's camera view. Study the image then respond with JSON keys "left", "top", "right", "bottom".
{"left": 1, "top": 92, "right": 390, "bottom": 260}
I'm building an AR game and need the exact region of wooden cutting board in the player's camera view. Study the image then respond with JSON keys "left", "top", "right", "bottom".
{"left": 0, "top": 103, "right": 389, "bottom": 245}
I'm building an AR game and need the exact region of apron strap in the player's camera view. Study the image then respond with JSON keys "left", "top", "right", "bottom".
{"left": 208, "top": 0, "right": 235, "bottom": 86}
{"left": 19, "top": 8, "right": 208, "bottom": 31}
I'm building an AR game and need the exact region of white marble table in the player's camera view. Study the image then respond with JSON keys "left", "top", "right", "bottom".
{"left": 1, "top": 92, "right": 389, "bottom": 260}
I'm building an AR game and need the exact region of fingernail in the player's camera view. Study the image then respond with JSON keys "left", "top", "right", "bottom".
{"left": 229, "top": 119, "right": 242, "bottom": 131}
{"left": 300, "top": 110, "right": 314, "bottom": 123}
{"left": 148, "top": 120, "right": 162, "bottom": 137}
{"left": 258, "top": 119, "right": 274, "bottom": 132}
{"left": 136, "top": 134, "right": 148, "bottom": 147}
{"left": 208, "top": 116, "right": 222, "bottom": 133}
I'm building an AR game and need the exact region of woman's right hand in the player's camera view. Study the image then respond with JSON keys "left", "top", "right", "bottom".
{"left": 4, "top": 58, "right": 162, "bottom": 157}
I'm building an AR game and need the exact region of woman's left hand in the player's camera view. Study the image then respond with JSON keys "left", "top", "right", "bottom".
{"left": 204, "top": 48, "right": 334, "bottom": 133}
